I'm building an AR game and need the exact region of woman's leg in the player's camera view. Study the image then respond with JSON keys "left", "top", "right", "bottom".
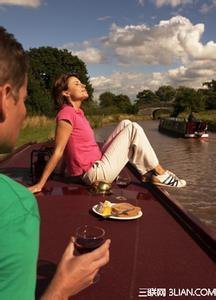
{"left": 101, "top": 119, "right": 132, "bottom": 153}
{"left": 83, "top": 122, "right": 159, "bottom": 184}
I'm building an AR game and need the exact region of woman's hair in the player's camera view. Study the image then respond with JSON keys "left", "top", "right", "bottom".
{"left": 52, "top": 73, "right": 80, "bottom": 109}
{"left": 0, "top": 26, "right": 29, "bottom": 99}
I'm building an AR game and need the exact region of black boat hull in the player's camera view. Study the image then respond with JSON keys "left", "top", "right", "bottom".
{"left": 159, "top": 118, "right": 208, "bottom": 138}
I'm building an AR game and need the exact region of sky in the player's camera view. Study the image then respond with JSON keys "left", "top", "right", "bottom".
{"left": 1, "top": 0, "right": 216, "bottom": 101}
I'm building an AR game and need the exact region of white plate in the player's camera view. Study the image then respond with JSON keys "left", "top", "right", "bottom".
{"left": 92, "top": 204, "right": 143, "bottom": 220}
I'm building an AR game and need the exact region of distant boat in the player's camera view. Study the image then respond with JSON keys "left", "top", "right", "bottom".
{"left": 159, "top": 117, "right": 208, "bottom": 138}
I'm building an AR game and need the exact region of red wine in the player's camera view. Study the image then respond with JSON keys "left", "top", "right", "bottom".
{"left": 75, "top": 237, "right": 104, "bottom": 254}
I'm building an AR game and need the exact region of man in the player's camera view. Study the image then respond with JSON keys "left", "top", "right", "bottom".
{"left": 0, "top": 26, "right": 110, "bottom": 300}
{"left": 188, "top": 111, "right": 197, "bottom": 122}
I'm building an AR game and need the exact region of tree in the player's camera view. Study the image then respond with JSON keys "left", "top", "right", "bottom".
{"left": 114, "top": 94, "right": 133, "bottom": 114}
{"left": 99, "top": 92, "right": 134, "bottom": 114}
{"left": 84, "top": 101, "right": 100, "bottom": 115}
{"left": 26, "top": 47, "right": 93, "bottom": 116}
{"left": 203, "top": 79, "right": 216, "bottom": 92}
{"left": 172, "top": 86, "right": 205, "bottom": 117}
{"left": 99, "top": 92, "right": 116, "bottom": 108}
{"left": 26, "top": 71, "right": 53, "bottom": 116}
{"left": 155, "top": 85, "right": 176, "bottom": 102}
{"left": 202, "top": 80, "right": 216, "bottom": 109}
{"left": 135, "top": 89, "right": 159, "bottom": 110}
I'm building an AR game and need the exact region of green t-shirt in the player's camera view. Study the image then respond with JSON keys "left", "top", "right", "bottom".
{"left": 0, "top": 174, "right": 40, "bottom": 300}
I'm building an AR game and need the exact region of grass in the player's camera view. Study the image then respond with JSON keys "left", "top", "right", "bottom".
{"left": 87, "top": 113, "right": 150, "bottom": 128}
{"left": 183, "top": 110, "right": 216, "bottom": 121}
{"left": 16, "top": 114, "right": 150, "bottom": 147}
{"left": 17, "top": 116, "right": 56, "bottom": 147}
{"left": 196, "top": 110, "right": 216, "bottom": 131}
{"left": 15, "top": 110, "right": 216, "bottom": 148}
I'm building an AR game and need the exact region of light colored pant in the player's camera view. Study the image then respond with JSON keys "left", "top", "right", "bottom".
{"left": 82, "top": 120, "right": 159, "bottom": 184}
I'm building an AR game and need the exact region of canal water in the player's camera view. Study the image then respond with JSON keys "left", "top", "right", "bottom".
{"left": 95, "top": 120, "right": 216, "bottom": 233}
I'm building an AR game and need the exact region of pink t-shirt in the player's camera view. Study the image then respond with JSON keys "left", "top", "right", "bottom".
{"left": 56, "top": 105, "right": 102, "bottom": 176}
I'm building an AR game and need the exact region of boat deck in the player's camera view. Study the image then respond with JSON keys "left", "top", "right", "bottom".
{"left": 0, "top": 142, "right": 215, "bottom": 300}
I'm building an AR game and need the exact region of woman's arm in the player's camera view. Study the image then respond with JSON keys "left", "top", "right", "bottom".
{"left": 28, "top": 120, "right": 72, "bottom": 193}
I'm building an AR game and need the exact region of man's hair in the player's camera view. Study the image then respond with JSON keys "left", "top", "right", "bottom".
{"left": 52, "top": 73, "right": 80, "bottom": 109}
{"left": 0, "top": 26, "right": 29, "bottom": 97}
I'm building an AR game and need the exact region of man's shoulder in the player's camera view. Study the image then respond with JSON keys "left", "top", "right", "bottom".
{"left": 0, "top": 174, "right": 39, "bottom": 219}
{"left": 0, "top": 173, "right": 26, "bottom": 192}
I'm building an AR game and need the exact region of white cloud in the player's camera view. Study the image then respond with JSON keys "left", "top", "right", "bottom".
{"left": 97, "top": 16, "right": 112, "bottom": 21}
{"left": 61, "top": 41, "right": 106, "bottom": 64}
{"left": 154, "top": 0, "right": 192, "bottom": 7}
{"left": 0, "top": 0, "right": 42, "bottom": 7}
{"left": 91, "top": 60, "right": 216, "bottom": 101}
{"left": 167, "top": 60, "right": 216, "bottom": 87}
{"left": 199, "top": 0, "right": 216, "bottom": 14}
{"left": 138, "top": 0, "right": 146, "bottom": 6}
{"left": 91, "top": 71, "right": 165, "bottom": 100}
{"left": 62, "top": 15, "right": 216, "bottom": 99}
{"left": 73, "top": 47, "right": 105, "bottom": 64}
{"left": 138, "top": 0, "right": 193, "bottom": 7}
{"left": 102, "top": 16, "right": 216, "bottom": 66}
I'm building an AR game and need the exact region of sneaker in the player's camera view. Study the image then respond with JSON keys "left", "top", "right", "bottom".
{"left": 151, "top": 170, "right": 186, "bottom": 188}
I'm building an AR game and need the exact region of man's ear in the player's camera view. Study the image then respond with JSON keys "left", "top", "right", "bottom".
{"left": 0, "top": 87, "right": 6, "bottom": 122}
{"left": 0, "top": 84, "right": 13, "bottom": 122}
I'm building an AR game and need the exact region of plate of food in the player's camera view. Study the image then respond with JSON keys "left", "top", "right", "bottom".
{"left": 92, "top": 201, "right": 142, "bottom": 220}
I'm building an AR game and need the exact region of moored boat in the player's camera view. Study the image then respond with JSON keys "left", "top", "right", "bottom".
{"left": 159, "top": 117, "right": 208, "bottom": 138}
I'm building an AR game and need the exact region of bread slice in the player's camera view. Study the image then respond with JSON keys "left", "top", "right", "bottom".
{"left": 111, "top": 202, "right": 141, "bottom": 217}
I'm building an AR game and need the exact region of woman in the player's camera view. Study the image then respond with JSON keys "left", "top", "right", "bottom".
{"left": 29, "top": 73, "right": 186, "bottom": 193}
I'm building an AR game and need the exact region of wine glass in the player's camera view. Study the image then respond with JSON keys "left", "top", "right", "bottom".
{"left": 115, "top": 174, "right": 131, "bottom": 201}
{"left": 74, "top": 225, "right": 105, "bottom": 282}
{"left": 116, "top": 175, "right": 131, "bottom": 188}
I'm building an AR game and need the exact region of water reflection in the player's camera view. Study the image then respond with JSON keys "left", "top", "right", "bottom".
{"left": 95, "top": 121, "right": 216, "bottom": 232}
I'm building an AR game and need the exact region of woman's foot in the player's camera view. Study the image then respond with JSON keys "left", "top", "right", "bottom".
{"left": 142, "top": 170, "right": 186, "bottom": 188}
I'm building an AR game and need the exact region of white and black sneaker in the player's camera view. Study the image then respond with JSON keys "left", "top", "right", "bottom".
{"left": 149, "top": 170, "right": 186, "bottom": 188}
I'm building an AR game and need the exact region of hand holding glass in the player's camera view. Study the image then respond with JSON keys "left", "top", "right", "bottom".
{"left": 74, "top": 225, "right": 105, "bottom": 282}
